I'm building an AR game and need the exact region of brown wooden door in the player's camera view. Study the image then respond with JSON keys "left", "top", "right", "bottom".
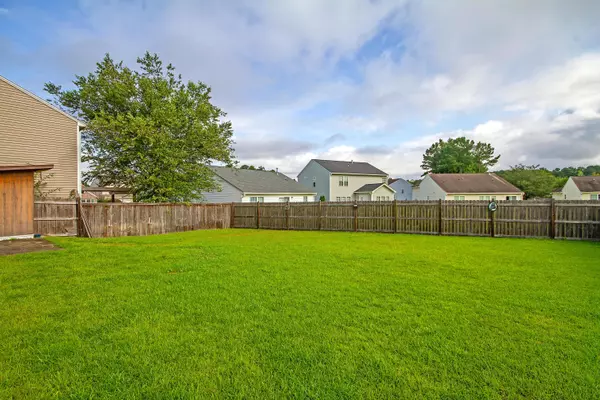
{"left": 0, "top": 171, "right": 34, "bottom": 236}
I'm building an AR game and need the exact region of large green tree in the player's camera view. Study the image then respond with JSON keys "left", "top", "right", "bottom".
{"left": 45, "top": 52, "right": 234, "bottom": 202}
{"left": 421, "top": 137, "right": 500, "bottom": 175}
{"left": 496, "top": 165, "right": 560, "bottom": 199}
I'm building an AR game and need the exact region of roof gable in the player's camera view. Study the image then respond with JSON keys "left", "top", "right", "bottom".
{"left": 429, "top": 173, "right": 522, "bottom": 194}
{"left": 0, "top": 75, "right": 84, "bottom": 125}
{"left": 354, "top": 183, "right": 396, "bottom": 193}
{"left": 312, "top": 159, "right": 387, "bottom": 175}
{"left": 571, "top": 176, "right": 600, "bottom": 192}
{"left": 212, "top": 167, "right": 316, "bottom": 194}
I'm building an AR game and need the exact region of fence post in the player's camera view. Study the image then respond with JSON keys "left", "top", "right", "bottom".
{"left": 75, "top": 196, "right": 81, "bottom": 237}
{"left": 256, "top": 202, "right": 260, "bottom": 229}
{"left": 230, "top": 202, "right": 235, "bottom": 228}
{"left": 285, "top": 202, "right": 290, "bottom": 230}
{"left": 550, "top": 198, "right": 556, "bottom": 239}
{"left": 438, "top": 199, "right": 443, "bottom": 235}
{"left": 354, "top": 202, "right": 358, "bottom": 232}
{"left": 489, "top": 203, "right": 495, "bottom": 238}
{"left": 394, "top": 201, "right": 398, "bottom": 233}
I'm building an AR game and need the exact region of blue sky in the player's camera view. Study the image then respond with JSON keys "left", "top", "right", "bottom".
{"left": 2, "top": 0, "right": 600, "bottom": 177}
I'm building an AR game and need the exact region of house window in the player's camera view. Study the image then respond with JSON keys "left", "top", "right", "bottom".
{"left": 592, "top": 194, "right": 599, "bottom": 200}
{"left": 479, "top": 196, "right": 491, "bottom": 200}
{"left": 336, "top": 197, "right": 341, "bottom": 202}
{"left": 506, "top": 196, "right": 518, "bottom": 201}
{"left": 303, "top": 196, "right": 308, "bottom": 202}
{"left": 401, "top": 189, "right": 404, "bottom": 194}
{"left": 454, "top": 196, "right": 465, "bottom": 200}
{"left": 250, "top": 197, "right": 264, "bottom": 202}
{"left": 313, "top": 182, "right": 316, "bottom": 187}
{"left": 279, "top": 197, "right": 290, "bottom": 202}
{"left": 382, "top": 177, "right": 386, "bottom": 183}
{"left": 338, "top": 176, "right": 348, "bottom": 186}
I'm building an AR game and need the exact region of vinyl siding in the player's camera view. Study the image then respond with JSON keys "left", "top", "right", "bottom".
{"left": 297, "top": 160, "right": 330, "bottom": 200}
{"left": 413, "top": 175, "right": 447, "bottom": 200}
{"left": 200, "top": 177, "right": 243, "bottom": 203}
{"left": 562, "top": 177, "right": 583, "bottom": 200}
{"left": 0, "top": 79, "right": 79, "bottom": 198}
{"left": 241, "top": 194, "right": 315, "bottom": 203}
{"left": 329, "top": 174, "right": 387, "bottom": 200}
{"left": 371, "top": 185, "right": 395, "bottom": 200}
{"left": 389, "top": 179, "right": 413, "bottom": 200}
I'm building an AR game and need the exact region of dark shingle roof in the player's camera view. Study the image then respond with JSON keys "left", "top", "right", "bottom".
{"left": 429, "top": 173, "right": 522, "bottom": 194}
{"left": 313, "top": 159, "right": 387, "bottom": 175}
{"left": 572, "top": 176, "right": 600, "bottom": 192}
{"left": 212, "top": 167, "right": 315, "bottom": 194}
{"left": 354, "top": 183, "right": 388, "bottom": 193}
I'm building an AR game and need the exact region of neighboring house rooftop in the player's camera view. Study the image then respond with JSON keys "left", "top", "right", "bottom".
{"left": 429, "top": 173, "right": 522, "bottom": 194}
{"left": 212, "top": 167, "right": 315, "bottom": 194}
{"left": 312, "top": 159, "right": 387, "bottom": 175}
{"left": 354, "top": 183, "right": 395, "bottom": 193}
{"left": 572, "top": 176, "right": 600, "bottom": 192}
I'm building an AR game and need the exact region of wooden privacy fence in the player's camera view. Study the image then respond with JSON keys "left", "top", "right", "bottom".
{"left": 34, "top": 201, "right": 231, "bottom": 238}
{"left": 33, "top": 199, "right": 600, "bottom": 240}
{"left": 80, "top": 203, "right": 232, "bottom": 237}
{"left": 34, "top": 200, "right": 78, "bottom": 236}
{"left": 232, "top": 200, "right": 600, "bottom": 241}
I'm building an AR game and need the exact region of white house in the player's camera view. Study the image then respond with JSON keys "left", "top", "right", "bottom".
{"left": 201, "top": 167, "right": 316, "bottom": 203}
{"left": 297, "top": 159, "right": 395, "bottom": 201}
{"left": 558, "top": 176, "right": 600, "bottom": 200}
{"left": 413, "top": 173, "right": 524, "bottom": 200}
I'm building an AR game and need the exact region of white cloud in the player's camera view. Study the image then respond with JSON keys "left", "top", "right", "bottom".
{"left": 4, "top": 0, "right": 600, "bottom": 177}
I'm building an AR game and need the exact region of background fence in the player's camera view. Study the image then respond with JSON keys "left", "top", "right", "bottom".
{"left": 33, "top": 200, "right": 600, "bottom": 240}
{"left": 233, "top": 200, "right": 600, "bottom": 241}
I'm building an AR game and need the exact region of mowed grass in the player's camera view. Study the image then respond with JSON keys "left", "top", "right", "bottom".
{"left": 1, "top": 230, "right": 599, "bottom": 399}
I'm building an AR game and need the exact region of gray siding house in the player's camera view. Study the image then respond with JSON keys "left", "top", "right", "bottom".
{"left": 297, "top": 159, "right": 394, "bottom": 201}
{"left": 388, "top": 178, "right": 413, "bottom": 200}
{"left": 201, "top": 167, "right": 316, "bottom": 203}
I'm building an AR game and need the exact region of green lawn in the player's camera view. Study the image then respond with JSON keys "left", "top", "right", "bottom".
{"left": 1, "top": 230, "right": 599, "bottom": 399}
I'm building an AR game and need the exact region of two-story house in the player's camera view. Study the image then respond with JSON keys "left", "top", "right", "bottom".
{"left": 0, "top": 75, "right": 84, "bottom": 198}
{"left": 297, "top": 159, "right": 395, "bottom": 201}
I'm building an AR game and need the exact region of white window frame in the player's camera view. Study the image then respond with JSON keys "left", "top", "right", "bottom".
{"left": 591, "top": 194, "right": 599, "bottom": 200}
{"left": 279, "top": 197, "right": 290, "bottom": 202}
{"left": 506, "top": 195, "right": 518, "bottom": 201}
{"left": 303, "top": 196, "right": 308, "bottom": 202}
{"left": 454, "top": 196, "right": 465, "bottom": 200}
{"left": 250, "top": 197, "right": 264, "bottom": 203}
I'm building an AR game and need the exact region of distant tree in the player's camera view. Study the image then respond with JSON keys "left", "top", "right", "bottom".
{"left": 496, "top": 165, "right": 560, "bottom": 199}
{"left": 45, "top": 52, "right": 234, "bottom": 202}
{"left": 239, "top": 164, "right": 267, "bottom": 171}
{"left": 319, "top": 195, "right": 326, "bottom": 202}
{"left": 421, "top": 137, "right": 500, "bottom": 175}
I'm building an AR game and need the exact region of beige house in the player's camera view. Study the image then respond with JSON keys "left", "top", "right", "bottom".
{"left": 413, "top": 173, "right": 524, "bottom": 200}
{"left": 0, "top": 75, "right": 84, "bottom": 198}
{"left": 557, "top": 176, "right": 600, "bottom": 200}
{"left": 297, "top": 159, "right": 394, "bottom": 201}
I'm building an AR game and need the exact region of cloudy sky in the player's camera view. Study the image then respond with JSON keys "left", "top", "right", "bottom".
{"left": 2, "top": 0, "right": 600, "bottom": 178}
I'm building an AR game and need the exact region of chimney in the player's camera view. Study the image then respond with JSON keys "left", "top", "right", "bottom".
{"left": 276, "top": 168, "right": 279, "bottom": 175}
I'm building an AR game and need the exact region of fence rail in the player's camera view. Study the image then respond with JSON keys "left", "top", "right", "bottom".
{"left": 232, "top": 200, "right": 600, "bottom": 241}
{"left": 33, "top": 200, "right": 600, "bottom": 241}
